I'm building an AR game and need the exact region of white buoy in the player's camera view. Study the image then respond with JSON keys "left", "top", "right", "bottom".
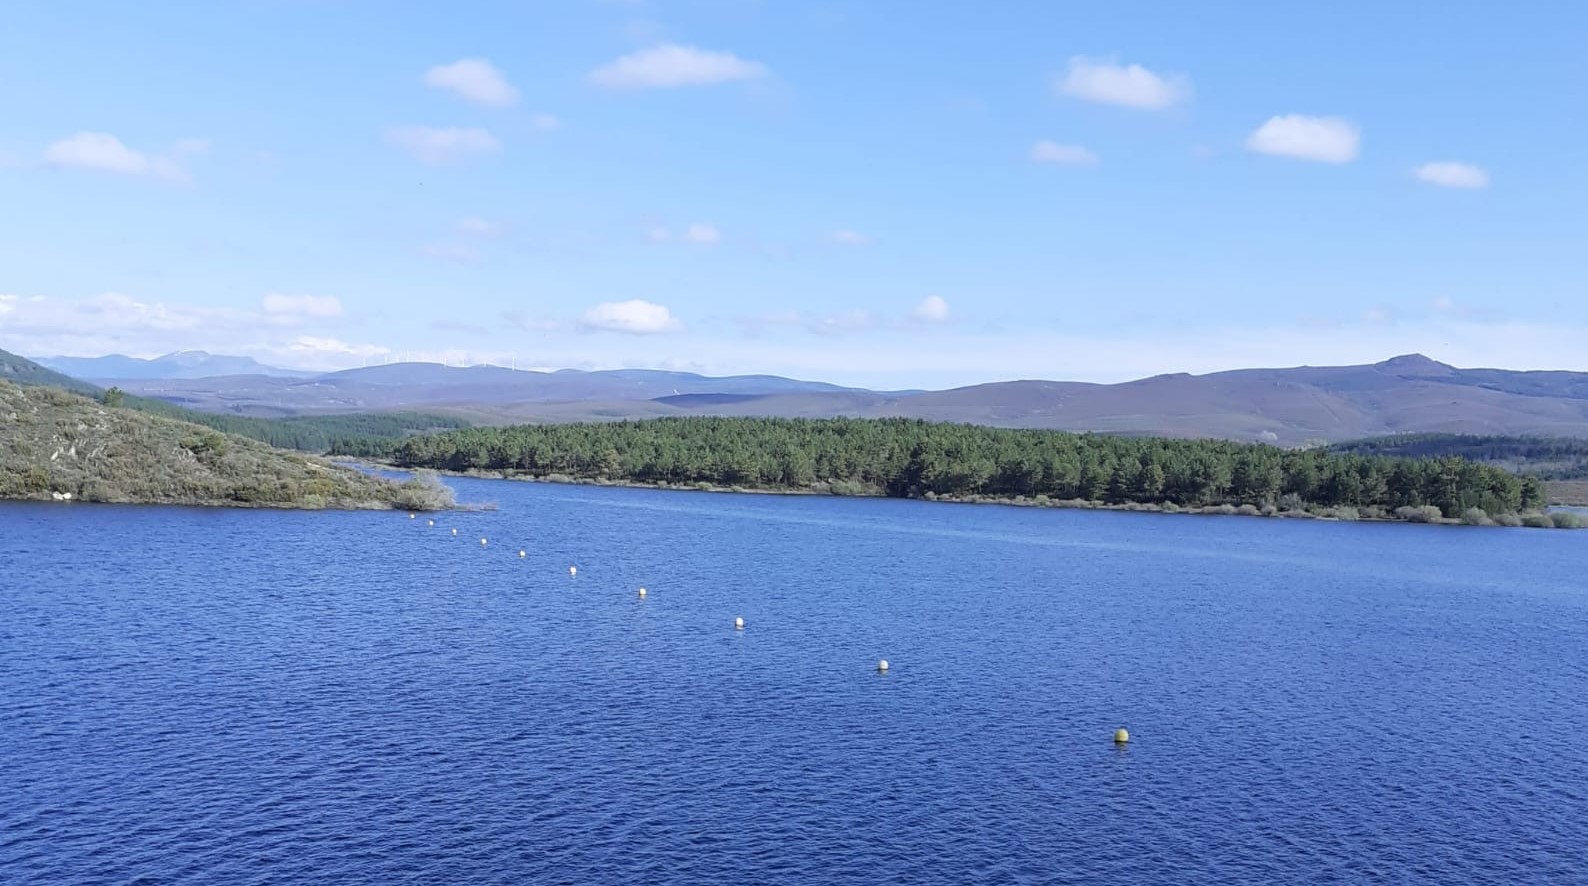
{"left": 877, "top": 659, "right": 890, "bottom": 672}
{"left": 734, "top": 616, "right": 745, "bottom": 630}
{"left": 569, "top": 566, "right": 577, "bottom": 576}
{"left": 519, "top": 550, "right": 526, "bottom": 559}
{"left": 408, "top": 513, "right": 415, "bottom": 519}
{"left": 452, "top": 528, "right": 458, "bottom": 536}
{"left": 427, "top": 519, "right": 435, "bottom": 527}
{"left": 638, "top": 587, "right": 647, "bottom": 598}
{"left": 480, "top": 537, "right": 488, "bottom": 546}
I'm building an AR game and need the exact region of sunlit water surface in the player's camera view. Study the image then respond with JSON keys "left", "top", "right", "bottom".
{"left": 4, "top": 478, "right": 1586, "bottom": 884}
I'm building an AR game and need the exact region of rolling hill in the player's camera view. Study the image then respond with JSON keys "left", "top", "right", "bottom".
{"left": 92, "top": 354, "right": 1588, "bottom": 444}
{"left": 35, "top": 350, "right": 316, "bottom": 380}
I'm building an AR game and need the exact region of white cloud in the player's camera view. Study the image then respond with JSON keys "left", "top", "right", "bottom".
{"left": 684, "top": 223, "right": 720, "bottom": 245}
{"left": 531, "top": 113, "right": 562, "bottom": 131}
{"left": 262, "top": 293, "right": 343, "bottom": 319}
{"left": 580, "top": 299, "right": 681, "bottom": 334}
{"left": 1414, "top": 161, "right": 1489, "bottom": 189}
{"left": 1030, "top": 140, "right": 1099, "bottom": 166}
{"left": 590, "top": 44, "right": 768, "bottom": 89}
{"left": 1245, "top": 115, "right": 1360, "bottom": 164}
{"left": 1057, "top": 57, "right": 1190, "bottom": 110}
{"left": 1432, "top": 296, "right": 1455, "bottom": 312}
{"left": 383, "top": 126, "right": 501, "bottom": 164}
{"left": 424, "top": 58, "right": 519, "bottom": 107}
{"left": 42, "top": 132, "right": 203, "bottom": 182}
{"left": 912, "top": 296, "right": 950, "bottom": 323}
{"left": 455, "top": 216, "right": 504, "bottom": 237}
{"left": 286, "top": 336, "right": 388, "bottom": 358}
{"left": 831, "top": 229, "right": 871, "bottom": 246}
{"left": 646, "top": 226, "right": 673, "bottom": 243}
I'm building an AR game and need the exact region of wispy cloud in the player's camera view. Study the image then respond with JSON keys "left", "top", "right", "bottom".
{"left": 383, "top": 126, "right": 501, "bottom": 164}
{"left": 590, "top": 44, "right": 767, "bottom": 89}
{"left": 530, "top": 114, "right": 562, "bottom": 132}
{"left": 1057, "top": 57, "right": 1190, "bottom": 110}
{"left": 683, "top": 223, "right": 720, "bottom": 245}
{"left": 831, "top": 229, "right": 872, "bottom": 246}
{"left": 1245, "top": 115, "right": 1360, "bottom": 164}
{"left": 912, "top": 296, "right": 950, "bottom": 323}
{"left": 1414, "top": 161, "right": 1489, "bottom": 189}
{"left": 42, "top": 132, "right": 205, "bottom": 183}
{"left": 424, "top": 58, "right": 519, "bottom": 107}
{"left": 455, "top": 216, "right": 505, "bottom": 237}
{"left": 1029, "top": 140, "right": 1099, "bottom": 166}
{"left": 262, "top": 293, "right": 343, "bottom": 320}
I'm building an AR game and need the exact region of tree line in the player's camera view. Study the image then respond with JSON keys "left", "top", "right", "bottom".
{"left": 1330, "top": 433, "right": 1588, "bottom": 480}
{"left": 102, "top": 387, "right": 469, "bottom": 452}
{"left": 338, "top": 416, "right": 1546, "bottom": 517}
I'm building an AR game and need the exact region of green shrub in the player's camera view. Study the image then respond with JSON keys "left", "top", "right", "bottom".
{"left": 1550, "top": 511, "right": 1587, "bottom": 529}
{"left": 1492, "top": 513, "right": 1523, "bottom": 527}
{"left": 1461, "top": 507, "right": 1494, "bottom": 526}
{"left": 1330, "top": 506, "right": 1361, "bottom": 521}
{"left": 1521, "top": 513, "right": 1555, "bottom": 528}
{"left": 1395, "top": 505, "right": 1444, "bottom": 523}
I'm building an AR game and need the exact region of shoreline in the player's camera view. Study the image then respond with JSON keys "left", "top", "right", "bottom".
{"left": 369, "top": 463, "right": 1583, "bottom": 530}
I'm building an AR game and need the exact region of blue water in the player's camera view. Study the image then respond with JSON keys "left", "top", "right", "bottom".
{"left": 4, "top": 479, "right": 1587, "bottom": 884}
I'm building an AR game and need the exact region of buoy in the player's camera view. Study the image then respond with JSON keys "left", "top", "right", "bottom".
{"left": 480, "top": 537, "right": 488, "bottom": 546}
{"left": 427, "top": 519, "right": 435, "bottom": 527}
{"left": 638, "top": 587, "right": 647, "bottom": 598}
{"left": 518, "top": 550, "right": 526, "bottom": 558}
{"left": 877, "top": 659, "right": 890, "bottom": 672}
{"left": 1114, "top": 728, "right": 1130, "bottom": 744}
{"left": 569, "top": 566, "right": 577, "bottom": 576}
{"left": 408, "top": 513, "right": 415, "bottom": 519}
{"left": 734, "top": 616, "right": 745, "bottom": 630}
{"left": 451, "top": 528, "right": 458, "bottom": 536}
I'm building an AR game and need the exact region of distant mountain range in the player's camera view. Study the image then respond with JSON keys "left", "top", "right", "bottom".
{"left": 63, "top": 352, "right": 1588, "bottom": 443}
{"left": 34, "top": 351, "right": 316, "bottom": 380}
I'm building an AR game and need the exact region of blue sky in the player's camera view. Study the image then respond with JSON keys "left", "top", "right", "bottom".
{"left": 2, "top": 1, "right": 1584, "bottom": 386}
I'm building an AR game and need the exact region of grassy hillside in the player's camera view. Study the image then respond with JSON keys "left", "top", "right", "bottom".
{"left": 0, "top": 380, "right": 452, "bottom": 510}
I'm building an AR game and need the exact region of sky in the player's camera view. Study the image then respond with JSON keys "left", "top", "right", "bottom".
{"left": 1, "top": 1, "right": 1585, "bottom": 387}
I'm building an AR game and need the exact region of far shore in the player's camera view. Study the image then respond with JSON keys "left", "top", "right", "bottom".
{"left": 353, "top": 462, "right": 1585, "bottom": 530}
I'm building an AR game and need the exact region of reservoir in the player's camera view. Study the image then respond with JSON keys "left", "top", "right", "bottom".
{"left": 3, "top": 478, "right": 1585, "bottom": 883}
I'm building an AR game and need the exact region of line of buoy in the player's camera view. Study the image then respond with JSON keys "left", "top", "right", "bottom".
{"left": 405, "top": 516, "right": 921, "bottom": 681}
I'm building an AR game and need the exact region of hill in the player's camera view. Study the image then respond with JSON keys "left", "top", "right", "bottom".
{"left": 88, "top": 354, "right": 1588, "bottom": 443}
{"left": 2, "top": 347, "right": 468, "bottom": 452}
{"left": 0, "top": 379, "right": 451, "bottom": 510}
{"left": 1, "top": 348, "right": 104, "bottom": 396}
{"left": 35, "top": 350, "right": 316, "bottom": 380}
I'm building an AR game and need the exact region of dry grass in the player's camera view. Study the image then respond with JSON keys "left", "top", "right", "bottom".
{"left": 1546, "top": 480, "right": 1588, "bottom": 506}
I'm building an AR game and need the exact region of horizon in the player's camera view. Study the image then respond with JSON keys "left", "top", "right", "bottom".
{"left": 3, "top": 2, "right": 1585, "bottom": 387}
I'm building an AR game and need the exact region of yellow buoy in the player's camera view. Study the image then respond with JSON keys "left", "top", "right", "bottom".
{"left": 519, "top": 550, "right": 526, "bottom": 559}
{"left": 1114, "top": 728, "right": 1130, "bottom": 744}
{"left": 638, "top": 587, "right": 647, "bottom": 598}
{"left": 734, "top": 616, "right": 745, "bottom": 630}
{"left": 877, "top": 659, "right": 890, "bottom": 672}
{"left": 569, "top": 566, "right": 577, "bottom": 576}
